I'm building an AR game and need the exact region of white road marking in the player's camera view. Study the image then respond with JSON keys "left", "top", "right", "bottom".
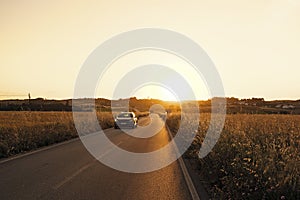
{"left": 53, "top": 141, "right": 122, "bottom": 190}
{"left": 53, "top": 160, "right": 94, "bottom": 190}
{"left": 0, "top": 128, "right": 115, "bottom": 164}
{"left": 0, "top": 138, "right": 79, "bottom": 164}
{"left": 165, "top": 125, "right": 201, "bottom": 200}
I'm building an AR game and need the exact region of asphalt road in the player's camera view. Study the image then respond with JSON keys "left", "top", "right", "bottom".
{"left": 0, "top": 114, "right": 192, "bottom": 200}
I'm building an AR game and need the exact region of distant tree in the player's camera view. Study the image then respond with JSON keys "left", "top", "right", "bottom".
{"left": 252, "top": 97, "right": 264, "bottom": 101}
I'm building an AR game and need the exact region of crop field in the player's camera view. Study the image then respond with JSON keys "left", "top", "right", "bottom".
{"left": 167, "top": 113, "right": 300, "bottom": 199}
{"left": 0, "top": 111, "right": 115, "bottom": 158}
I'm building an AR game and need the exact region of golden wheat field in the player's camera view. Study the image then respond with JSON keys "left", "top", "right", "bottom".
{"left": 0, "top": 111, "right": 114, "bottom": 158}
{"left": 166, "top": 113, "right": 300, "bottom": 199}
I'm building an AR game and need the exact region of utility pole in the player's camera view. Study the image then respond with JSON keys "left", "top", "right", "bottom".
{"left": 28, "top": 93, "right": 31, "bottom": 105}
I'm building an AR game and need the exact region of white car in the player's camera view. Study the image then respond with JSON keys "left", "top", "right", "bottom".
{"left": 114, "top": 112, "right": 138, "bottom": 129}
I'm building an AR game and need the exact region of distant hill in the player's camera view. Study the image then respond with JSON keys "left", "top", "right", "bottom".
{"left": 0, "top": 97, "right": 300, "bottom": 114}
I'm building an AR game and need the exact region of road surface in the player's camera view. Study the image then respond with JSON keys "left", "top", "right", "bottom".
{"left": 0, "top": 114, "right": 192, "bottom": 200}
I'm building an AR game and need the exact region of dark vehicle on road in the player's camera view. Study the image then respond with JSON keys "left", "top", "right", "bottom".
{"left": 114, "top": 112, "right": 138, "bottom": 129}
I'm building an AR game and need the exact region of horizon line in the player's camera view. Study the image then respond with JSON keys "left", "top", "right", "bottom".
{"left": 0, "top": 96, "right": 299, "bottom": 102}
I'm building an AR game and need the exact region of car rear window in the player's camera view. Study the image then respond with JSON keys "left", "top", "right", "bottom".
{"left": 118, "top": 113, "right": 133, "bottom": 118}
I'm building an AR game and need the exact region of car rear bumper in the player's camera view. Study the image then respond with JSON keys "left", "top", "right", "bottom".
{"left": 114, "top": 121, "right": 136, "bottom": 129}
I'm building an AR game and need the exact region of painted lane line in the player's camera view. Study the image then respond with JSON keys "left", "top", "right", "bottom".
{"left": 53, "top": 161, "right": 94, "bottom": 190}
{"left": 0, "top": 128, "right": 115, "bottom": 164}
{"left": 53, "top": 141, "right": 123, "bottom": 190}
{"left": 165, "top": 125, "right": 201, "bottom": 200}
{"left": 0, "top": 138, "right": 79, "bottom": 164}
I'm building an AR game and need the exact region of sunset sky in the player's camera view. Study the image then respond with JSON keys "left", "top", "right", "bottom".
{"left": 1, "top": 0, "right": 300, "bottom": 101}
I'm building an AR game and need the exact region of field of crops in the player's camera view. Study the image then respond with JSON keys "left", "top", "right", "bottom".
{"left": 0, "top": 111, "right": 115, "bottom": 158}
{"left": 167, "top": 113, "right": 300, "bottom": 199}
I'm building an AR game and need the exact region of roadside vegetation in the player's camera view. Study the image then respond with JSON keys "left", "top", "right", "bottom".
{"left": 0, "top": 111, "right": 114, "bottom": 158}
{"left": 0, "top": 110, "right": 149, "bottom": 159}
{"left": 167, "top": 113, "right": 300, "bottom": 199}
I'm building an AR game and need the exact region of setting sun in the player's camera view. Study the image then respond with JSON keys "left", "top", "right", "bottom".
{"left": 131, "top": 85, "right": 178, "bottom": 101}
{"left": 0, "top": 1, "right": 299, "bottom": 199}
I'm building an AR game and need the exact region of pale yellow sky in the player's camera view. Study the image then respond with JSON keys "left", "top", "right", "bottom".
{"left": 0, "top": 0, "right": 300, "bottom": 100}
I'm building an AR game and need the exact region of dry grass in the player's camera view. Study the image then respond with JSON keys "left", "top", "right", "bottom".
{"left": 166, "top": 113, "right": 300, "bottom": 199}
{"left": 0, "top": 111, "right": 114, "bottom": 158}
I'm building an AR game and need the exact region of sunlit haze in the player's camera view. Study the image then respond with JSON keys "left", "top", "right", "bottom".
{"left": 1, "top": 1, "right": 300, "bottom": 100}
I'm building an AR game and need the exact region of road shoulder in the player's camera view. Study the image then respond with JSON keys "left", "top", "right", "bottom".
{"left": 166, "top": 125, "right": 210, "bottom": 200}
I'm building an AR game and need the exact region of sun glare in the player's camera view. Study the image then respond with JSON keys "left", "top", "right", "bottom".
{"left": 96, "top": 50, "right": 210, "bottom": 101}
{"left": 131, "top": 85, "right": 178, "bottom": 101}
